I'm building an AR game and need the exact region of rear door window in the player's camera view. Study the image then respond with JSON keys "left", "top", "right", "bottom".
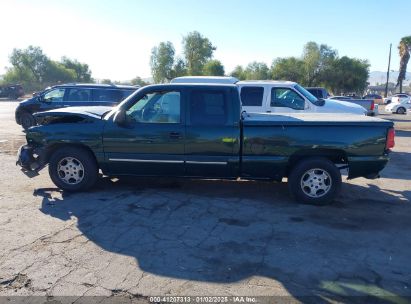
{"left": 122, "top": 90, "right": 135, "bottom": 99}
{"left": 93, "top": 89, "right": 127, "bottom": 102}
{"left": 241, "top": 87, "right": 264, "bottom": 106}
{"left": 65, "top": 88, "right": 92, "bottom": 102}
{"left": 189, "top": 90, "right": 228, "bottom": 125}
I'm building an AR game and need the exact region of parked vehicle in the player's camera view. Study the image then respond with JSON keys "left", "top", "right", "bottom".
{"left": 329, "top": 96, "right": 378, "bottom": 116}
{"left": 15, "top": 83, "right": 138, "bottom": 129}
{"left": 17, "top": 83, "right": 395, "bottom": 205}
{"left": 385, "top": 96, "right": 411, "bottom": 114}
{"left": 171, "top": 77, "right": 366, "bottom": 115}
{"left": 0, "top": 84, "right": 24, "bottom": 99}
{"left": 363, "top": 94, "right": 384, "bottom": 105}
{"left": 383, "top": 93, "right": 410, "bottom": 105}
{"left": 306, "top": 87, "right": 330, "bottom": 99}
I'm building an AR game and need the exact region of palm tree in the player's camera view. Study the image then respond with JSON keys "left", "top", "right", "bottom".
{"left": 396, "top": 36, "right": 411, "bottom": 93}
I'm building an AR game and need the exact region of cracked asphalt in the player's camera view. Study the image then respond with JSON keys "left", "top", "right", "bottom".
{"left": 0, "top": 100, "right": 410, "bottom": 303}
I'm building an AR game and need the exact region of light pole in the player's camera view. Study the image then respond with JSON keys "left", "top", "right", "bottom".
{"left": 385, "top": 43, "right": 392, "bottom": 97}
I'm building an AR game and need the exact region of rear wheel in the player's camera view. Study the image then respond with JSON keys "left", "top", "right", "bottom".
{"left": 288, "top": 157, "right": 342, "bottom": 205}
{"left": 396, "top": 107, "right": 406, "bottom": 114}
{"left": 20, "top": 112, "right": 35, "bottom": 129}
{"left": 48, "top": 147, "right": 98, "bottom": 192}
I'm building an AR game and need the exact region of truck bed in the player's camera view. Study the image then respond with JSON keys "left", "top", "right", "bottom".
{"left": 243, "top": 112, "right": 391, "bottom": 126}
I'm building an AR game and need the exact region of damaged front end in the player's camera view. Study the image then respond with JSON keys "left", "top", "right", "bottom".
{"left": 16, "top": 144, "right": 46, "bottom": 177}
{"left": 16, "top": 106, "right": 110, "bottom": 177}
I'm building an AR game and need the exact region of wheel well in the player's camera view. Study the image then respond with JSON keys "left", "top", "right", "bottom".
{"left": 286, "top": 149, "right": 347, "bottom": 175}
{"left": 45, "top": 143, "right": 98, "bottom": 167}
{"left": 16, "top": 110, "right": 29, "bottom": 124}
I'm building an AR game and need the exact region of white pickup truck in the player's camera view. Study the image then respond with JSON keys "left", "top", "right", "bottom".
{"left": 171, "top": 77, "right": 366, "bottom": 115}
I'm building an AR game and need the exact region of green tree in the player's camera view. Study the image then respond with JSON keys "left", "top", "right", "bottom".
{"left": 61, "top": 57, "right": 93, "bottom": 82}
{"left": 183, "top": 31, "right": 216, "bottom": 75}
{"left": 243, "top": 62, "right": 269, "bottom": 80}
{"left": 130, "top": 76, "right": 149, "bottom": 86}
{"left": 302, "top": 41, "right": 337, "bottom": 86}
{"left": 101, "top": 79, "right": 112, "bottom": 84}
{"left": 43, "top": 61, "right": 76, "bottom": 83}
{"left": 9, "top": 46, "right": 49, "bottom": 83}
{"left": 230, "top": 65, "right": 246, "bottom": 80}
{"left": 5, "top": 46, "right": 81, "bottom": 91}
{"left": 150, "top": 41, "right": 175, "bottom": 83}
{"left": 203, "top": 60, "right": 225, "bottom": 76}
{"left": 271, "top": 57, "right": 305, "bottom": 82}
{"left": 326, "top": 56, "right": 370, "bottom": 95}
{"left": 171, "top": 57, "right": 187, "bottom": 78}
{"left": 396, "top": 36, "right": 411, "bottom": 93}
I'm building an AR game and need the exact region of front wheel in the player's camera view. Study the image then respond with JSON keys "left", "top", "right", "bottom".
{"left": 288, "top": 157, "right": 342, "bottom": 205}
{"left": 396, "top": 107, "right": 406, "bottom": 115}
{"left": 48, "top": 147, "right": 98, "bottom": 192}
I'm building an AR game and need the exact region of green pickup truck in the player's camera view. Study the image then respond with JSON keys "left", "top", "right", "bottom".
{"left": 17, "top": 83, "right": 395, "bottom": 204}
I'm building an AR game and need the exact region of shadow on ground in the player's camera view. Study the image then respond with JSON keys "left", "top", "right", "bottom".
{"left": 35, "top": 177, "right": 411, "bottom": 303}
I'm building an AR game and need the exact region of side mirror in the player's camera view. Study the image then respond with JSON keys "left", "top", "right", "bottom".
{"left": 113, "top": 110, "right": 127, "bottom": 126}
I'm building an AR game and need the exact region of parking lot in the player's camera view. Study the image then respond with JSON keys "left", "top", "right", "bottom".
{"left": 0, "top": 99, "right": 410, "bottom": 302}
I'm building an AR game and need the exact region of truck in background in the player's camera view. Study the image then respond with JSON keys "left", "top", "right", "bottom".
{"left": 0, "top": 84, "right": 24, "bottom": 100}
{"left": 171, "top": 77, "right": 367, "bottom": 115}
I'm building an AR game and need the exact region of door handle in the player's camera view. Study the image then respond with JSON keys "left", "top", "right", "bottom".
{"left": 169, "top": 132, "right": 182, "bottom": 139}
{"left": 266, "top": 110, "right": 272, "bottom": 113}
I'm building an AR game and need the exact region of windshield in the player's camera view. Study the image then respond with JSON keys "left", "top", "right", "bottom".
{"left": 294, "top": 84, "right": 319, "bottom": 104}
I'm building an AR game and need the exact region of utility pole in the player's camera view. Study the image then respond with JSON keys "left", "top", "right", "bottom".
{"left": 384, "top": 43, "right": 392, "bottom": 97}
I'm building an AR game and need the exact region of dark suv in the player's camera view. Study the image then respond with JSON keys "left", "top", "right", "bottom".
{"left": 0, "top": 84, "right": 24, "bottom": 99}
{"left": 305, "top": 87, "right": 330, "bottom": 99}
{"left": 15, "top": 83, "right": 138, "bottom": 129}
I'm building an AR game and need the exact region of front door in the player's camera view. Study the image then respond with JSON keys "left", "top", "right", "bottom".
{"left": 40, "top": 88, "right": 67, "bottom": 111}
{"left": 103, "top": 88, "right": 185, "bottom": 176}
{"left": 268, "top": 87, "right": 307, "bottom": 113}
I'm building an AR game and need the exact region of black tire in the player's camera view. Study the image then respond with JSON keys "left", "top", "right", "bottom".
{"left": 288, "top": 157, "right": 342, "bottom": 205}
{"left": 48, "top": 147, "right": 98, "bottom": 192}
{"left": 396, "top": 107, "right": 406, "bottom": 115}
{"left": 20, "top": 112, "right": 35, "bottom": 129}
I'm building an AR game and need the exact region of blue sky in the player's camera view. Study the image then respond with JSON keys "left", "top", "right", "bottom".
{"left": 0, "top": 0, "right": 410, "bottom": 80}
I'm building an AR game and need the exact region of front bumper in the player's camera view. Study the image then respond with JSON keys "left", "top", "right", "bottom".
{"left": 16, "top": 145, "right": 45, "bottom": 177}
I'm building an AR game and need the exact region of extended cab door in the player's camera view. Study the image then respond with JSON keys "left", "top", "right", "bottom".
{"left": 103, "top": 88, "right": 185, "bottom": 176}
{"left": 184, "top": 87, "right": 240, "bottom": 178}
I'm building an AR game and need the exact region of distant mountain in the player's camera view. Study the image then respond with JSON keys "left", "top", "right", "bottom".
{"left": 368, "top": 71, "right": 411, "bottom": 86}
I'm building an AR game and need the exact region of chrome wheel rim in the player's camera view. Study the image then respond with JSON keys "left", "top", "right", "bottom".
{"left": 300, "top": 168, "right": 332, "bottom": 198}
{"left": 57, "top": 157, "right": 84, "bottom": 185}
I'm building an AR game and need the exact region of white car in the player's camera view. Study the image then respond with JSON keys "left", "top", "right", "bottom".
{"left": 171, "top": 77, "right": 366, "bottom": 115}
{"left": 385, "top": 96, "right": 411, "bottom": 114}
{"left": 384, "top": 93, "right": 410, "bottom": 105}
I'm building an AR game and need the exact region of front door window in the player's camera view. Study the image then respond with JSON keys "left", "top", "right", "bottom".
{"left": 126, "top": 91, "right": 181, "bottom": 123}
{"left": 43, "top": 88, "right": 65, "bottom": 102}
{"left": 270, "top": 88, "right": 305, "bottom": 110}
